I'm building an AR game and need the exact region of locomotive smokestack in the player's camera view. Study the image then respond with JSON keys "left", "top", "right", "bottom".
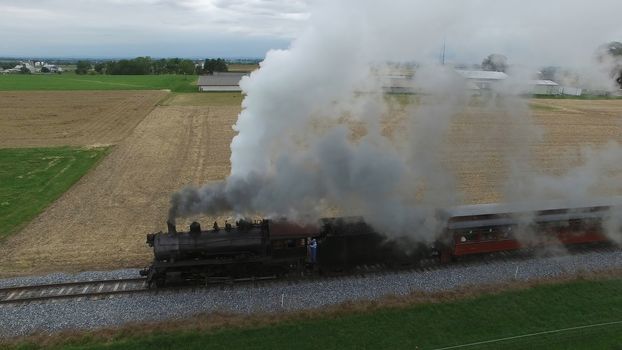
{"left": 190, "top": 221, "right": 201, "bottom": 233}
{"left": 167, "top": 220, "right": 177, "bottom": 234}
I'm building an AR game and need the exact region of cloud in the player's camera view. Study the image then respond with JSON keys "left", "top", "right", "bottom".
{"left": 0, "top": 0, "right": 311, "bottom": 57}
{"left": 0, "top": 0, "right": 621, "bottom": 61}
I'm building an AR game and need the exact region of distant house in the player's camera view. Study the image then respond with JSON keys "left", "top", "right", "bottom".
{"left": 560, "top": 86, "right": 583, "bottom": 96}
{"left": 197, "top": 72, "right": 249, "bottom": 92}
{"left": 531, "top": 80, "right": 561, "bottom": 95}
{"left": 455, "top": 70, "right": 508, "bottom": 90}
{"left": 42, "top": 64, "right": 63, "bottom": 73}
{"left": 4, "top": 63, "right": 31, "bottom": 74}
{"left": 382, "top": 74, "right": 415, "bottom": 94}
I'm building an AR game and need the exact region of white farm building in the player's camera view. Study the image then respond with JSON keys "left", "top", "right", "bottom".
{"left": 455, "top": 70, "right": 508, "bottom": 91}
{"left": 197, "top": 72, "right": 248, "bottom": 92}
{"left": 530, "top": 80, "right": 561, "bottom": 95}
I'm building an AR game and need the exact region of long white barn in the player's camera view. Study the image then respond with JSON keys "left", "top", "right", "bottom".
{"left": 197, "top": 72, "right": 249, "bottom": 92}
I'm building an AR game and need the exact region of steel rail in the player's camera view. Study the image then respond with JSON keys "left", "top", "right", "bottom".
{"left": 0, "top": 277, "right": 148, "bottom": 305}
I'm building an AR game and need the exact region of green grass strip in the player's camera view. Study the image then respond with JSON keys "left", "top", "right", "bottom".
{"left": 0, "top": 74, "right": 198, "bottom": 93}
{"left": 0, "top": 147, "right": 110, "bottom": 239}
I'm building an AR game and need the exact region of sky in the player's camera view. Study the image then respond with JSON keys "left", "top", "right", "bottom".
{"left": 1, "top": 0, "right": 621, "bottom": 63}
{"left": 0, "top": 0, "right": 310, "bottom": 58}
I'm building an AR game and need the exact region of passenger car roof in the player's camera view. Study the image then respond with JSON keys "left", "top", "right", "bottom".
{"left": 442, "top": 196, "right": 622, "bottom": 219}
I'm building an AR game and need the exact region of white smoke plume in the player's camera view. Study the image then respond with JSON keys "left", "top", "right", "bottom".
{"left": 170, "top": 0, "right": 622, "bottom": 241}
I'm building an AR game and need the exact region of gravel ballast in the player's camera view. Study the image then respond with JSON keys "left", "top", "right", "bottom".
{"left": 1, "top": 249, "right": 621, "bottom": 338}
{"left": 0, "top": 269, "right": 140, "bottom": 289}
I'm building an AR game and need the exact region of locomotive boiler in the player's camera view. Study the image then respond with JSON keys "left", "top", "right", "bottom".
{"left": 148, "top": 221, "right": 266, "bottom": 262}
{"left": 141, "top": 219, "right": 319, "bottom": 287}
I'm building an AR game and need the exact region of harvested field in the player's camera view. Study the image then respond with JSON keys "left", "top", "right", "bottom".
{"left": 0, "top": 104, "right": 239, "bottom": 277}
{"left": 0, "top": 91, "right": 168, "bottom": 148}
{"left": 447, "top": 99, "right": 622, "bottom": 203}
{"left": 160, "top": 92, "right": 243, "bottom": 106}
{"left": 1, "top": 98, "right": 622, "bottom": 276}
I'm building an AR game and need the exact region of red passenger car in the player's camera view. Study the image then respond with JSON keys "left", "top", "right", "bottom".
{"left": 439, "top": 198, "right": 618, "bottom": 261}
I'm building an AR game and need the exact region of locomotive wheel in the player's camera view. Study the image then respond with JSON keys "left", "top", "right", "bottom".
{"left": 154, "top": 276, "right": 166, "bottom": 288}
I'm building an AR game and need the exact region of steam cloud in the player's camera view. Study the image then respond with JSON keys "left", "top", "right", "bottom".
{"left": 170, "top": 0, "right": 622, "bottom": 241}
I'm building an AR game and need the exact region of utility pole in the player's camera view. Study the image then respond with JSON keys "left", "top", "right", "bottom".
{"left": 441, "top": 38, "right": 446, "bottom": 66}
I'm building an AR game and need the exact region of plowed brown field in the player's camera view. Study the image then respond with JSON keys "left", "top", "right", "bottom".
{"left": 0, "top": 104, "right": 239, "bottom": 276}
{"left": 1, "top": 97, "right": 622, "bottom": 277}
{"left": 448, "top": 100, "right": 622, "bottom": 203}
{"left": 0, "top": 91, "right": 168, "bottom": 148}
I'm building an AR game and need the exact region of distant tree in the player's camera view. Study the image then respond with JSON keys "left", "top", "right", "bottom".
{"left": 40, "top": 66, "right": 51, "bottom": 73}
{"left": 202, "top": 58, "right": 228, "bottom": 74}
{"left": 19, "top": 65, "right": 31, "bottom": 74}
{"left": 481, "top": 54, "right": 508, "bottom": 72}
{"left": 97, "top": 57, "right": 199, "bottom": 75}
{"left": 540, "top": 66, "right": 558, "bottom": 81}
{"left": 134, "top": 56, "right": 153, "bottom": 74}
{"left": 106, "top": 57, "right": 152, "bottom": 75}
{"left": 75, "top": 60, "right": 91, "bottom": 75}
{"left": 607, "top": 42, "right": 622, "bottom": 88}
{"left": 606, "top": 41, "right": 622, "bottom": 56}
{"left": 152, "top": 59, "right": 167, "bottom": 74}
{"left": 179, "top": 59, "right": 195, "bottom": 75}
{"left": 0, "top": 61, "right": 19, "bottom": 70}
{"left": 93, "top": 62, "right": 106, "bottom": 74}
{"left": 597, "top": 42, "right": 622, "bottom": 89}
{"left": 164, "top": 58, "right": 180, "bottom": 74}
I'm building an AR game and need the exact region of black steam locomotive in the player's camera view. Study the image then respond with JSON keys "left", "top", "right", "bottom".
{"left": 140, "top": 217, "right": 436, "bottom": 287}
{"left": 140, "top": 220, "right": 315, "bottom": 287}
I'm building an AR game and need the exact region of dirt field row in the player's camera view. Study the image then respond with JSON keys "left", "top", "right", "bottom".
{"left": 0, "top": 103, "right": 239, "bottom": 276}
{"left": 1, "top": 96, "right": 622, "bottom": 276}
{"left": 0, "top": 91, "right": 168, "bottom": 148}
{"left": 448, "top": 100, "right": 622, "bottom": 203}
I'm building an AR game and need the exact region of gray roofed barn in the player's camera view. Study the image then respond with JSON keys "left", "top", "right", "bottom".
{"left": 455, "top": 70, "right": 508, "bottom": 81}
{"left": 197, "top": 72, "right": 249, "bottom": 91}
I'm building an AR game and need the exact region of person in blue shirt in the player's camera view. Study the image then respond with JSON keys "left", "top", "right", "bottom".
{"left": 309, "top": 238, "right": 318, "bottom": 264}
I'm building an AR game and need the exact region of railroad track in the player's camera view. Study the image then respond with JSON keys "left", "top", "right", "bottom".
{"left": 0, "top": 278, "right": 148, "bottom": 305}
{"left": 0, "top": 276, "right": 277, "bottom": 306}
{"left": 258, "top": 244, "right": 621, "bottom": 288}
{"left": 2, "top": 244, "right": 618, "bottom": 305}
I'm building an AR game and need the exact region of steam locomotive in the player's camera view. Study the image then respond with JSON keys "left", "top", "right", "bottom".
{"left": 141, "top": 197, "right": 619, "bottom": 287}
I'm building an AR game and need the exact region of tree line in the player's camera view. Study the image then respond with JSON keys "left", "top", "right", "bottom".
{"left": 75, "top": 57, "right": 230, "bottom": 75}
{"left": 0, "top": 61, "right": 19, "bottom": 70}
{"left": 75, "top": 57, "right": 196, "bottom": 75}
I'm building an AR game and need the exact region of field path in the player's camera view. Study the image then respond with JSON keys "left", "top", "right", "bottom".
{"left": 0, "top": 105, "right": 239, "bottom": 277}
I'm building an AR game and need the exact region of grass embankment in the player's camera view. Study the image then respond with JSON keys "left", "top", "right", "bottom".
{"left": 227, "top": 63, "right": 259, "bottom": 72}
{"left": 532, "top": 94, "right": 622, "bottom": 100}
{"left": 0, "top": 147, "right": 110, "bottom": 239}
{"left": 529, "top": 102, "right": 560, "bottom": 111}
{"left": 9, "top": 277, "right": 622, "bottom": 350}
{"left": 0, "top": 74, "right": 197, "bottom": 92}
